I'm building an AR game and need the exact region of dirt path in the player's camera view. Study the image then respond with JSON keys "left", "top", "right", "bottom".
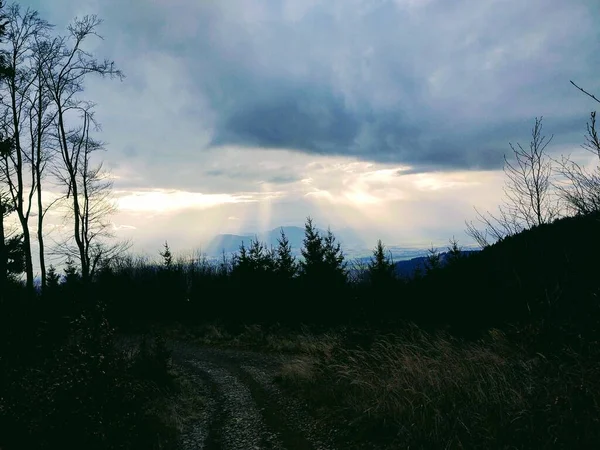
{"left": 171, "top": 343, "right": 337, "bottom": 450}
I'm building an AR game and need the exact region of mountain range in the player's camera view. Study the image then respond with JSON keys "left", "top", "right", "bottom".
{"left": 204, "top": 226, "right": 479, "bottom": 264}
{"left": 204, "top": 226, "right": 366, "bottom": 257}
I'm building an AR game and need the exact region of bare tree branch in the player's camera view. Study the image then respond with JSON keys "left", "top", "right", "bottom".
{"left": 570, "top": 80, "right": 600, "bottom": 105}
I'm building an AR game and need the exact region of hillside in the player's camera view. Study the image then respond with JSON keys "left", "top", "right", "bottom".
{"left": 405, "top": 212, "right": 600, "bottom": 336}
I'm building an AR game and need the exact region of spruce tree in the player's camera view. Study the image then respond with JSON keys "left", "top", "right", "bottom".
{"left": 300, "top": 217, "right": 325, "bottom": 278}
{"left": 323, "top": 227, "right": 346, "bottom": 281}
{"left": 275, "top": 228, "right": 297, "bottom": 279}
{"left": 447, "top": 237, "right": 463, "bottom": 264}
{"left": 368, "top": 239, "right": 395, "bottom": 285}
{"left": 46, "top": 264, "right": 60, "bottom": 289}
{"left": 425, "top": 246, "right": 442, "bottom": 274}
{"left": 64, "top": 256, "right": 80, "bottom": 285}
{"left": 160, "top": 241, "right": 173, "bottom": 269}
{"left": 248, "top": 237, "right": 274, "bottom": 272}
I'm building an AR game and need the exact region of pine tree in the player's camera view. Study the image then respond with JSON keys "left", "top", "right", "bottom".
{"left": 300, "top": 217, "right": 325, "bottom": 278}
{"left": 235, "top": 241, "right": 250, "bottom": 270}
{"left": 248, "top": 238, "right": 273, "bottom": 272}
{"left": 323, "top": 227, "right": 346, "bottom": 280}
{"left": 425, "top": 246, "right": 442, "bottom": 274}
{"left": 46, "top": 264, "right": 61, "bottom": 289}
{"left": 64, "top": 256, "right": 80, "bottom": 285}
{"left": 275, "top": 228, "right": 297, "bottom": 279}
{"left": 368, "top": 240, "right": 395, "bottom": 284}
{"left": 160, "top": 241, "right": 173, "bottom": 269}
{"left": 447, "top": 237, "right": 463, "bottom": 264}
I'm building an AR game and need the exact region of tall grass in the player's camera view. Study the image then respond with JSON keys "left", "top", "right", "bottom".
{"left": 277, "top": 324, "right": 600, "bottom": 449}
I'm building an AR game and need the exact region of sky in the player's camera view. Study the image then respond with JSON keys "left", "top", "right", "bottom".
{"left": 16, "top": 0, "right": 600, "bottom": 257}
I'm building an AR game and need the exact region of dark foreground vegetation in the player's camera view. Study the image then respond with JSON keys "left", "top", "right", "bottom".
{"left": 0, "top": 291, "right": 205, "bottom": 450}
{"left": 3, "top": 208, "right": 598, "bottom": 449}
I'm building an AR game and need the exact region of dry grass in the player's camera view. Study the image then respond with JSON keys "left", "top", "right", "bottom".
{"left": 163, "top": 322, "right": 346, "bottom": 356}
{"left": 276, "top": 324, "right": 600, "bottom": 449}
{"left": 155, "top": 367, "right": 206, "bottom": 436}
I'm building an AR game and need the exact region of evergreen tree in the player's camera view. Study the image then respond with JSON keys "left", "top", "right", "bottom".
{"left": 368, "top": 239, "right": 395, "bottom": 284}
{"left": 46, "top": 264, "right": 60, "bottom": 289}
{"left": 447, "top": 237, "right": 463, "bottom": 264}
{"left": 234, "top": 241, "right": 249, "bottom": 271}
{"left": 63, "top": 256, "right": 80, "bottom": 285}
{"left": 160, "top": 241, "right": 173, "bottom": 269}
{"left": 425, "top": 246, "right": 442, "bottom": 274}
{"left": 275, "top": 228, "right": 297, "bottom": 279}
{"left": 248, "top": 238, "right": 274, "bottom": 272}
{"left": 300, "top": 217, "right": 325, "bottom": 278}
{"left": 323, "top": 227, "right": 347, "bottom": 281}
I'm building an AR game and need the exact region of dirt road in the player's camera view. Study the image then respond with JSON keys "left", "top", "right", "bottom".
{"left": 171, "top": 343, "right": 338, "bottom": 450}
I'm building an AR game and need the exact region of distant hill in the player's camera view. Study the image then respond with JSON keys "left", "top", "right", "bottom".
{"left": 408, "top": 212, "right": 600, "bottom": 333}
{"left": 204, "top": 226, "right": 480, "bottom": 264}
{"left": 350, "top": 250, "right": 480, "bottom": 279}
{"left": 205, "top": 226, "right": 314, "bottom": 256}
{"left": 205, "top": 226, "right": 367, "bottom": 257}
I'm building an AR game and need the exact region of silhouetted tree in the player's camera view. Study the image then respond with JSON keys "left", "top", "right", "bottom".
{"left": 323, "top": 227, "right": 347, "bottom": 282}
{"left": 63, "top": 255, "right": 79, "bottom": 285}
{"left": 46, "top": 263, "right": 59, "bottom": 288}
{"left": 300, "top": 216, "right": 325, "bottom": 280}
{"left": 467, "top": 117, "right": 558, "bottom": 247}
{"left": 274, "top": 228, "right": 297, "bottom": 279}
{"left": 447, "top": 237, "right": 463, "bottom": 264}
{"left": 42, "top": 15, "right": 124, "bottom": 283}
{"left": 425, "top": 246, "right": 441, "bottom": 274}
{"left": 368, "top": 240, "right": 395, "bottom": 285}
{"left": 0, "top": 4, "right": 51, "bottom": 293}
{"left": 248, "top": 238, "right": 275, "bottom": 273}
{"left": 160, "top": 241, "right": 173, "bottom": 269}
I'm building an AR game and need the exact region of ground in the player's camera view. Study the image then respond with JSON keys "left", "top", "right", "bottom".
{"left": 172, "top": 341, "right": 341, "bottom": 450}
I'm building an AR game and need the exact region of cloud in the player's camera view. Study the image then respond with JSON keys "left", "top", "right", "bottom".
{"left": 26, "top": 0, "right": 599, "bottom": 177}
{"left": 15, "top": 0, "right": 600, "bottom": 259}
{"left": 140, "top": 0, "right": 598, "bottom": 170}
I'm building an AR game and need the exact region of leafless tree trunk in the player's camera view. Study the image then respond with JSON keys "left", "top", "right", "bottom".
{"left": 466, "top": 117, "right": 559, "bottom": 247}
{"left": 51, "top": 106, "right": 129, "bottom": 280}
{"left": 28, "top": 37, "right": 58, "bottom": 291}
{"left": 40, "top": 15, "right": 123, "bottom": 283}
{"left": 0, "top": 4, "right": 51, "bottom": 293}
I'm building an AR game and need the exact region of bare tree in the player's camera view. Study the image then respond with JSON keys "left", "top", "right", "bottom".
{"left": 504, "top": 117, "right": 559, "bottom": 228}
{"left": 40, "top": 15, "right": 123, "bottom": 283}
{"left": 28, "top": 36, "right": 60, "bottom": 290}
{"left": 554, "top": 111, "right": 600, "bottom": 216}
{"left": 466, "top": 117, "right": 559, "bottom": 247}
{"left": 51, "top": 105, "right": 129, "bottom": 281}
{"left": 0, "top": 4, "right": 52, "bottom": 292}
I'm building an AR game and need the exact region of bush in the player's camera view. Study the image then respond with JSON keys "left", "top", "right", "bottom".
{"left": 0, "top": 299, "right": 179, "bottom": 450}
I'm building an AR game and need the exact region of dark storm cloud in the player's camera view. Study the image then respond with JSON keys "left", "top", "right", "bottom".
{"left": 27, "top": 0, "right": 600, "bottom": 173}
{"left": 179, "top": 0, "right": 598, "bottom": 171}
